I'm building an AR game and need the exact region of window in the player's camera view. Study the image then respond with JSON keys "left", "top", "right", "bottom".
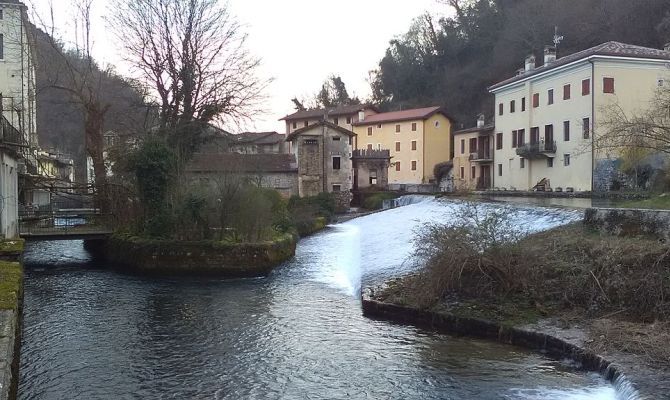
{"left": 530, "top": 127, "right": 539, "bottom": 145}
{"left": 545, "top": 124, "right": 553, "bottom": 143}
{"left": 548, "top": 89, "right": 554, "bottom": 105}
{"left": 332, "top": 136, "right": 341, "bottom": 141}
{"left": 395, "top": 124, "right": 401, "bottom": 133}
{"left": 603, "top": 77, "right": 615, "bottom": 94}
{"left": 412, "top": 161, "right": 417, "bottom": 171}
{"left": 471, "top": 166, "right": 476, "bottom": 179}
{"left": 583, "top": 117, "right": 590, "bottom": 139}
{"left": 395, "top": 142, "right": 401, "bottom": 152}
{"left": 547, "top": 158, "right": 554, "bottom": 168}
{"left": 304, "top": 121, "right": 309, "bottom": 127}
{"left": 533, "top": 93, "right": 540, "bottom": 108}
{"left": 292, "top": 122, "right": 297, "bottom": 129}
{"left": 396, "top": 162, "right": 401, "bottom": 172}
{"left": 460, "top": 166, "right": 465, "bottom": 179}
{"left": 563, "top": 121, "right": 570, "bottom": 141}
{"left": 332, "top": 184, "right": 341, "bottom": 192}
{"left": 512, "top": 130, "right": 518, "bottom": 148}
{"left": 367, "top": 127, "right": 373, "bottom": 136}
{"left": 367, "top": 144, "right": 373, "bottom": 150}
{"left": 377, "top": 143, "right": 382, "bottom": 150}
{"left": 332, "top": 156, "right": 341, "bottom": 170}
{"left": 349, "top": 137, "right": 353, "bottom": 145}
{"left": 510, "top": 100, "right": 516, "bottom": 113}
{"left": 346, "top": 117, "right": 352, "bottom": 124}
{"left": 498, "top": 164, "right": 503, "bottom": 176}
{"left": 461, "top": 139, "right": 465, "bottom": 154}
{"left": 499, "top": 103, "right": 504, "bottom": 116}
{"left": 412, "top": 123, "right": 417, "bottom": 131}
{"left": 411, "top": 140, "right": 417, "bottom": 151}
{"left": 518, "top": 129, "right": 525, "bottom": 146}
{"left": 0, "top": 10, "right": 3, "bottom": 20}
{"left": 521, "top": 97, "right": 526, "bottom": 112}
{"left": 304, "top": 139, "right": 318, "bottom": 145}
{"left": 520, "top": 158, "right": 525, "bottom": 168}
{"left": 378, "top": 124, "right": 382, "bottom": 129}
{"left": 333, "top": 117, "right": 339, "bottom": 125}
{"left": 434, "top": 121, "right": 440, "bottom": 128}
{"left": 563, "top": 84, "right": 571, "bottom": 100}
{"left": 564, "top": 154, "right": 571, "bottom": 167}
{"left": 658, "top": 79, "right": 665, "bottom": 87}
{"left": 582, "top": 79, "right": 590, "bottom": 95}
{"left": 496, "top": 132, "right": 503, "bottom": 150}
{"left": 469, "top": 138, "right": 477, "bottom": 153}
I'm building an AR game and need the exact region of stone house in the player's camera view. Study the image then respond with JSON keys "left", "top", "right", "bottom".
{"left": 351, "top": 149, "right": 391, "bottom": 190}
{"left": 489, "top": 41, "right": 670, "bottom": 192}
{"left": 185, "top": 152, "right": 299, "bottom": 197}
{"left": 229, "top": 131, "right": 288, "bottom": 154}
{"left": 286, "top": 120, "right": 354, "bottom": 197}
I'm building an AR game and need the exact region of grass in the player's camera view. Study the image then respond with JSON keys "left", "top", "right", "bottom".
{"left": 0, "top": 261, "right": 21, "bottom": 310}
{"left": 619, "top": 193, "right": 670, "bottom": 210}
{"left": 0, "top": 239, "right": 24, "bottom": 255}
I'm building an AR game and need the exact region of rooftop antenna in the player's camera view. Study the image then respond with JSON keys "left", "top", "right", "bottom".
{"left": 553, "top": 26, "right": 564, "bottom": 54}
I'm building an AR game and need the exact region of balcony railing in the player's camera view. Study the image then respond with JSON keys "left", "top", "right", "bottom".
{"left": 352, "top": 149, "right": 391, "bottom": 159}
{"left": 469, "top": 149, "right": 493, "bottom": 162}
{"left": 515, "top": 140, "right": 557, "bottom": 159}
{"left": 0, "top": 116, "right": 28, "bottom": 148}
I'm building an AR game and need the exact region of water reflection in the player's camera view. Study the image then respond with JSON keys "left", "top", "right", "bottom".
{"left": 19, "top": 199, "right": 621, "bottom": 400}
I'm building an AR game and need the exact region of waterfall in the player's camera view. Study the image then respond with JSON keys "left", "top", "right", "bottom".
{"left": 382, "top": 194, "right": 435, "bottom": 209}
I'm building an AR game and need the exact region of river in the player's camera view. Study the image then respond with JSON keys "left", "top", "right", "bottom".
{"left": 19, "top": 197, "right": 627, "bottom": 399}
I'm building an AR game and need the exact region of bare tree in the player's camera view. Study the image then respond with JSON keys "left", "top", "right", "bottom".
{"left": 108, "top": 0, "right": 268, "bottom": 165}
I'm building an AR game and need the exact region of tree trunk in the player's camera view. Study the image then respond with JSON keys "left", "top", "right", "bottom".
{"left": 85, "top": 103, "right": 109, "bottom": 212}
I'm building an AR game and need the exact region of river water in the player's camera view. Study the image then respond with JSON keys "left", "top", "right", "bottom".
{"left": 19, "top": 198, "right": 626, "bottom": 399}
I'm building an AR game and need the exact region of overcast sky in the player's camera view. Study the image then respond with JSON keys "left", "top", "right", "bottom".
{"left": 28, "top": 0, "right": 449, "bottom": 133}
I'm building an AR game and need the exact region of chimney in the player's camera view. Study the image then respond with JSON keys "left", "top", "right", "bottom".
{"left": 358, "top": 110, "right": 365, "bottom": 122}
{"left": 544, "top": 45, "right": 557, "bottom": 64}
{"left": 516, "top": 67, "right": 525, "bottom": 76}
{"left": 524, "top": 54, "right": 536, "bottom": 72}
{"left": 664, "top": 42, "right": 670, "bottom": 52}
{"left": 476, "top": 114, "right": 485, "bottom": 128}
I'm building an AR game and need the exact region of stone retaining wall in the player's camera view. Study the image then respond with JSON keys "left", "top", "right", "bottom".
{"left": 106, "top": 234, "right": 297, "bottom": 277}
{"left": 361, "top": 289, "right": 643, "bottom": 399}
{"left": 584, "top": 208, "right": 670, "bottom": 240}
{"left": 0, "top": 240, "right": 24, "bottom": 400}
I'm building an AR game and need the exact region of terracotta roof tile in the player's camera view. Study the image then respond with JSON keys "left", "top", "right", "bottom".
{"left": 352, "top": 106, "right": 451, "bottom": 126}
{"left": 280, "top": 104, "right": 378, "bottom": 121}
{"left": 186, "top": 153, "right": 297, "bottom": 173}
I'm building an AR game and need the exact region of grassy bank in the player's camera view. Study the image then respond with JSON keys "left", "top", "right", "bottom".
{"left": 620, "top": 193, "right": 670, "bottom": 209}
{"left": 0, "top": 262, "right": 22, "bottom": 310}
{"left": 376, "top": 221, "right": 670, "bottom": 366}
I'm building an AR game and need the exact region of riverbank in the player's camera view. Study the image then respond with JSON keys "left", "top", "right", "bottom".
{"left": 0, "top": 240, "right": 23, "bottom": 400}
{"left": 365, "top": 222, "right": 670, "bottom": 399}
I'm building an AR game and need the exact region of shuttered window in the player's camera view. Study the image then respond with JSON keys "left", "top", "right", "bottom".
{"left": 603, "top": 77, "right": 615, "bottom": 94}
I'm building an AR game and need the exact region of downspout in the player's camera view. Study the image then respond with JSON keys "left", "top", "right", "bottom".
{"left": 592, "top": 60, "right": 597, "bottom": 192}
{"left": 322, "top": 118, "right": 327, "bottom": 193}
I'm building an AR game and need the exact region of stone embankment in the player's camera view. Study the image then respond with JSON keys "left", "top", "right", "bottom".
{"left": 584, "top": 207, "right": 670, "bottom": 240}
{"left": 0, "top": 239, "right": 23, "bottom": 400}
{"left": 105, "top": 234, "right": 297, "bottom": 277}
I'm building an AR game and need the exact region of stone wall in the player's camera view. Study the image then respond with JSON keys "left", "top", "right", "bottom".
{"left": 106, "top": 234, "right": 297, "bottom": 277}
{"left": 0, "top": 240, "right": 23, "bottom": 400}
{"left": 584, "top": 207, "right": 670, "bottom": 240}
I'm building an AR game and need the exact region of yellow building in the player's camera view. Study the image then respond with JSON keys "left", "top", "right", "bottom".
{"left": 489, "top": 42, "right": 670, "bottom": 192}
{"left": 452, "top": 118, "right": 494, "bottom": 191}
{"left": 352, "top": 106, "right": 453, "bottom": 185}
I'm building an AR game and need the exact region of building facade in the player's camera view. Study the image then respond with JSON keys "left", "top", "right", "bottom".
{"left": 352, "top": 106, "right": 453, "bottom": 185}
{"left": 452, "top": 117, "right": 494, "bottom": 191}
{"left": 286, "top": 121, "right": 354, "bottom": 197}
{"left": 229, "top": 132, "right": 288, "bottom": 154}
{"left": 489, "top": 42, "right": 670, "bottom": 192}
{"left": 351, "top": 149, "right": 392, "bottom": 190}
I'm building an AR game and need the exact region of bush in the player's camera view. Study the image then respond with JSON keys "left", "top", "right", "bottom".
{"left": 362, "top": 192, "right": 398, "bottom": 210}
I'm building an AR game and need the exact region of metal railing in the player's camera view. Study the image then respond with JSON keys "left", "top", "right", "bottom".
{"left": 469, "top": 149, "right": 493, "bottom": 162}
{"left": 19, "top": 202, "right": 112, "bottom": 238}
{"left": 515, "top": 140, "right": 557, "bottom": 159}
{"left": 0, "top": 116, "right": 28, "bottom": 148}
{"left": 352, "top": 149, "right": 391, "bottom": 159}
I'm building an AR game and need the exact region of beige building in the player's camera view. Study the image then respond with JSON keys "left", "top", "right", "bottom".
{"left": 286, "top": 121, "right": 354, "bottom": 197}
{"left": 489, "top": 42, "right": 670, "bottom": 192}
{"left": 452, "top": 117, "right": 494, "bottom": 191}
{"left": 352, "top": 106, "right": 453, "bottom": 185}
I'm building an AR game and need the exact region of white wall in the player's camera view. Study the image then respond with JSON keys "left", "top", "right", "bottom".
{"left": 0, "top": 151, "right": 18, "bottom": 238}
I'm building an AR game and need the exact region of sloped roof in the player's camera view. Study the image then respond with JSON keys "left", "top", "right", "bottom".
{"left": 234, "top": 131, "right": 286, "bottom": 145}
{"left": 489, "top": 41, "right": 670, "bottom": 91}
{"left": 280, "top": 104, "right": 379, "bottom": 121}
{"left": 285, "top": 120, "right": 356, "bottom": 141}
{"left": 352, "top": 106, "right": 451, "bottom": 126}
{"left": 453, "top": 124, "right": 495, "bottom": 136}
{"left": 186, "top": 153, "right": 297, "bottom": 173}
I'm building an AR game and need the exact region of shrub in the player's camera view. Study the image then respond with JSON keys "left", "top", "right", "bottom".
{"left": 362, "top": 192, "right": 397, "bottom": 210}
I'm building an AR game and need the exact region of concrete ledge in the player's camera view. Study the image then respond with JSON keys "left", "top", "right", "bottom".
{"left": 584, "top": 207, "right": 670, "bottom": 239}
{"left": 0, "top": 255, "right": 23, "bottom": 400}
{"left": 361, "top": 289, "right": 643, "bottom": 399}
{"left": 105, "top": 234, "right": 297, "bottom": 277}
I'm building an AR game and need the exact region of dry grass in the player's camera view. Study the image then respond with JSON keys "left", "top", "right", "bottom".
{"left": 588, "top": 319, "right": 670, "bottom": 368}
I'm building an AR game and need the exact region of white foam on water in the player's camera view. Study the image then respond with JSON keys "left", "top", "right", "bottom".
{"left": 508, "top": 386, "right": 620, "bottom": 400}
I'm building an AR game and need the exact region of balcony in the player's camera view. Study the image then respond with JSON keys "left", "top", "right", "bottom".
{"left": 515, "top": 140, "right": 556, "bottom": 159}
{"left": 0, "top": 116, "right": 28, "bottom": 149}
{"left": 469, "top": 149, "right": 493, "bottom": 163}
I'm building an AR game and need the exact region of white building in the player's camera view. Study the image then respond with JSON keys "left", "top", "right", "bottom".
{"left": 489, "top": 42, "right": 670, "bottom": 192}
{"left": 0, "top": 0, "right": 37, "bottom": 238}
